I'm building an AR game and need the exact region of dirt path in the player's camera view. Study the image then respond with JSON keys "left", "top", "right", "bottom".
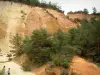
{"left": 70, "top": 56, "right": 100, "bottom": 75}
{"left": 0, "top": 55, "right": 35, "bottom": 75}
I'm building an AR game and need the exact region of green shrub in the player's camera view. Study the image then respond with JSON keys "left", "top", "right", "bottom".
{"left": 73, "top": 18, "right": 80, "bottom": 23}
{"left": 0, "top": 71, "right": 3, "bottom": 75}
{"left": 48, "top": 62, "right": 56, "bottom": 68}
{"left": 10, "top": 34, "right": 24, "bottom": 57}
{"left": 30, "top": 0, "right": 40, "bottom": 6}
{"left": 8, "top": 58, "right": 12, "bottom": 61}
{"left": 6, "top": 54, "right": 12, "bottom": 58}
{"left": 24, "top": 29, "right": 54, "bottom": 65}
{"left": 93, "top": 54, "right": 100, "bottom": 62}
{"left": 40, "top": 1, "right": 47, "bottom": 8}
{"left": 71, "top": 72, "right": 77, "bottom": 75}
{"left": 52, "top": 55, "right": 69, "bottom": 68}
{"left": 60, "top": 69, "right": 69, "bottom": 75}
{"left": 67, "top": 19, "right": 100, "bottom": 62}
{"left": 96, "top": 63, "right": 100, "bottom": 67}
{"left": 22, "top": 60, "right": 32, "bottom": 71}
{"left": 83, "top": 8, "right": 89, "bottom": 14}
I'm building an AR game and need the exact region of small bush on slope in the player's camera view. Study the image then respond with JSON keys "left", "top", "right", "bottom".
{"left": 52, "top": 55, "right": 69, "bottom": 68}
{"left": 96, "top": 63, "right": 100, "bottom": 67}
{"left": 60, "top": 69, "right": 69, "bottom": 75}
{"left": 23, "top": 29, "right": 54, "bottom": 65}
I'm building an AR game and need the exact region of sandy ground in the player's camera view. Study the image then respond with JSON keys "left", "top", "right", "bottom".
{"left": 1, "top": 53, "right": 100, "bottom": 75}
{"left": 32, "top": 64, "right": 61, "bottom": 75}
{"left": 70, "top": 56, "right": 100, "bottom": 75}
{"left": 0, "top": 54, "right": 35, "bottom": 75}
{"left": 32, "top": 56, "right": 100, "bottom": 75}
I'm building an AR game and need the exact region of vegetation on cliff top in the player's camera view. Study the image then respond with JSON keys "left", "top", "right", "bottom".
{"left": 1, "top": 0, "right": 62, "bottom": 12}
{"left": 68, "top": 7, "right": 100, "bottom": 15}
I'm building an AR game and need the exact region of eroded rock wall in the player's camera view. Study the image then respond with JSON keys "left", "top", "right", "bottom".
{"left": 0, "top": 1, "right": 76, "bottom": 52}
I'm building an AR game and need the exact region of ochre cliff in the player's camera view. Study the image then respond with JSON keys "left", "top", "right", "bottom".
{"left": 67, "top": 12, "right": 100, "bottom": 21}
{"left": 0, "top": 1, "right": 76, "bottom": 52}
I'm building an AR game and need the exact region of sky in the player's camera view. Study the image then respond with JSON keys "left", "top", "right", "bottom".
{"left": 40, "top": 0, "right": 100, "bottom": 14}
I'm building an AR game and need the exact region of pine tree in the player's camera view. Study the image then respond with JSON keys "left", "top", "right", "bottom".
{"left": 83, "top": 8, "right": 89, "bottom": 14}
{"left": 10, "top": 34, "right": 24, "bottom": 56}
{"left": 92, "top": 7, "right": 97, "bottom": 14}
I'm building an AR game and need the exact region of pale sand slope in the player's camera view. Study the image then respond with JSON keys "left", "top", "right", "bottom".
{"left": 0, "top": 56, "right": 35, "bottom": 75}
